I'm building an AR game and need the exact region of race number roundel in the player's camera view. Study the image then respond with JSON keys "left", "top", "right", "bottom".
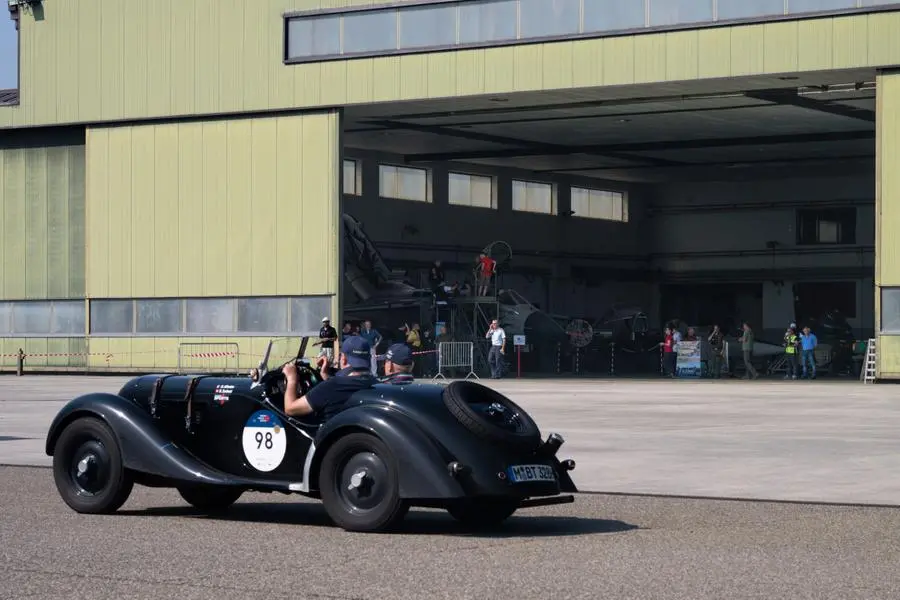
{"left": 242, "top": 410, "right": 287, "bottom": 472}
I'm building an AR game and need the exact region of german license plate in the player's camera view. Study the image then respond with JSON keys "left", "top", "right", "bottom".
{"left": 508, "top": 464, "right": 556, "bottom": 483}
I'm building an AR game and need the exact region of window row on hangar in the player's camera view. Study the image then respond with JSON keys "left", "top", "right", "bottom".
{"left": 343, "top": 159, "right": 629, "bottom": 221}
{"left": 0, "top": 296, "right": 332, "bottom": 337}
{"left": 286, "top": 0, "right": 899, "bottom": 62}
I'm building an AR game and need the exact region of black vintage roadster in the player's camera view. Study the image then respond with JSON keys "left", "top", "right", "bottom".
{"left": 46, "top": 337, "right": 577, "bottom": 532}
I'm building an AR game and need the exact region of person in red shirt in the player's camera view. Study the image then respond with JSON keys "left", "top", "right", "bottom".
{"left": 662, "top": 326, "right": 676, "bottom": 378}
{"left": 476, "top": 252, "right": 496, "bottom": 296}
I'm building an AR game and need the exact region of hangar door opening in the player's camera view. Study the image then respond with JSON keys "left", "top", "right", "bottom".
{"left": 338, "top": 73, "right": 875, "bottom": 380}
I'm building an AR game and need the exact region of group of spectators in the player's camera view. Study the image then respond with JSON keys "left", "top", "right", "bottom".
{"left": 781, "top": 323, "right": 819, "bottom": 380}
{"left": 318, "top": 317, "right": 431, "bottom": 378}
{"left": 660, "top": 320, "right": 819, "bottom": 380}
{"left": 428, "top": 253, "right": 498, "bottom": 301}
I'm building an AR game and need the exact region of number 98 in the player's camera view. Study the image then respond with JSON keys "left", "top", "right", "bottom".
{"left": 255, "top": 431, "right": 273, "bottom": 450}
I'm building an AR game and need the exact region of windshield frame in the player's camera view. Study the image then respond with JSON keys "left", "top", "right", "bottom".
{"left": 255, "top": 336, "right": 310, "bottom": 380}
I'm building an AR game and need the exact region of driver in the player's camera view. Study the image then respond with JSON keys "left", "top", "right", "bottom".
{"left": 380, "top": 343, "right": 415, "bottom": 385}
{"left": 282, "top": 337, "right": 376, "bottom": 420}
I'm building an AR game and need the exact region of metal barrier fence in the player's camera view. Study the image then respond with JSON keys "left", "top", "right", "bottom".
{"left": 176, "top": 343, "right": 240, "bottom": 374}
{"left": 432, "top": 341, "right": 478, "bottom": 381}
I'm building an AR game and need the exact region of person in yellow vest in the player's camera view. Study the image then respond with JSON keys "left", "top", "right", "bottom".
{"left": 783, "top": 323, "right": 800, "bottom": 380}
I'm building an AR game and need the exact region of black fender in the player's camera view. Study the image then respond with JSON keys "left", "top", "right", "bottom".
{"left": 46, "top": 393, "right": 282, "bottom": 489}
{"left": 312, "top": 404, "right": 466, "bottom": 499}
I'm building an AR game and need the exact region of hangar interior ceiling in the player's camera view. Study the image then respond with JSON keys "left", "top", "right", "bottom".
{"left": 343, "top": 68, "right": 876, "bottom": 184}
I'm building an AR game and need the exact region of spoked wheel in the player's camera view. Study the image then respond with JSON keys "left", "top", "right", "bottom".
{"left": 447, "top": 498, "right": 519, "bottom": 529}
{"left": 52, "top": 417, "right": 134, "bottom": 514}
{"left": 319, "top": 433, "right": 408, "bottom": 532}
{"left": 177, "top": 484, "right": 244, "bottom": 513}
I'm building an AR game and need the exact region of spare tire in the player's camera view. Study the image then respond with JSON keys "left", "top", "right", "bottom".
{"left": 443, "top": 381, "right": 541, "bottom": 450}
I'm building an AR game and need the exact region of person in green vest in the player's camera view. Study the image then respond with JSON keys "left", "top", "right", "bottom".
{"left": 783, "top": 323, "right": 800, "bottom": 380}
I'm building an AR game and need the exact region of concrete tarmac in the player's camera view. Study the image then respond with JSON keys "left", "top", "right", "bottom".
{"left": 1, "top": 466, "right": 898, "bottom": 600}
{"left": 1, "top": 375, "right": 899, "bottom": 504}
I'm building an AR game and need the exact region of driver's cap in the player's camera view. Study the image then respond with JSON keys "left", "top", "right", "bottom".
{"left": 385, "top": 343, "right": 413, "bottom": 366}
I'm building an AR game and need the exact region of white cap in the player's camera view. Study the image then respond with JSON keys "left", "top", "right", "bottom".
{"left": 322, "top": 317, "right": 330, "bottom": 322}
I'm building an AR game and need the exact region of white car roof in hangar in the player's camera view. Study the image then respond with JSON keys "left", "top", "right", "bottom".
{"left": 343, "top": 68, "right": 877, "bottom": 184}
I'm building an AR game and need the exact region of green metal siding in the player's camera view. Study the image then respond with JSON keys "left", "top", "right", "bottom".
{"left": 2, "top": 2, "right": 900, "bottom": 128}
{"left": 0, "top": 143, "right": 85, "bottom": 300}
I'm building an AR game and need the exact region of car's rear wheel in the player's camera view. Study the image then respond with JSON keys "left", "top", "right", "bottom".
{"left": 319, "top": 433, "right": 409, "bottom": 532}
{"left": 52, "top": 416, "right": 134, "bottom": 514}
{"left": 177, "top": 484, "right": 243, "bottom": 512}
{"left": 447, "top": 498, "right": 519, "bottom": 528}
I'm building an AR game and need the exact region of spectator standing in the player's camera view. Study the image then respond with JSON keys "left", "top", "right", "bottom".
{"left": 708, "top": 325, "right": 725, "bottom": 379}
{"left": 404, "top": 323, "right": 423, "bottom": 351}
{"left": 685, "top": 327, "right": 698, "bottom": 341}
{"left": 662, "top": 327, "right": 676, "bottom": 378}
{"left": 405, "top": 323, "right": 423, "bottom": 376}
{"left": 359, "top": 319, "right": 382, "bottom": 375}
{"left": 428, "top": 260, "right": 445, "bottom": 291}
{"left": 783, "top": 324, "right": 800, "bottom": 380}
{"left": 740, "top": 322, "right": 759, "bottom": 379}
{"left": 800, "top": 326, "right": 818, "bottom": 380}
{"left": 485, "top": 319, "right": 506, "bottom": 379}
{"left": 341, "top": 322, "right": 353, "bottom": 341}
{"left": 476, "top": 252, "right": 496, "bottom": 296}
{"left": 318, "top": 317, "right": 338, "bottom": 365}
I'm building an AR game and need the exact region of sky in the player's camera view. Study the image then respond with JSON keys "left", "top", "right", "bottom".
{"left": 0, "top": 18, "right": 17, "bottom": 89}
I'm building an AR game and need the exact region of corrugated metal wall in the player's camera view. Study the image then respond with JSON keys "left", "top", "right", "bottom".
{"left": 876, "top": 70, "right": 900, "bottom": 378}
{"left": 0, "top": 143, "right": 85, "bottom": 299}
{"left": 2, "top": 2, "right": 900, "bottom": 128}
{"left": 84, "top": 110, "right": 340, "bottom": 370}
{"left": 0, "top": 140, "right": 87, "bottom": 367}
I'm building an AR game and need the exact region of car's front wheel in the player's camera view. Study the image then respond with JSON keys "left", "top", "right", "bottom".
{"left": 447, "top": 498, "right": 519, "bottom": 528}
{"left": 52, "top": 416, "right": 134, "bottom": 514}
{"left": 319, "top": 433, "right": 409, "bottom": 532}
{"left": 177, "top": 484, "right": 243, "bottom": 512}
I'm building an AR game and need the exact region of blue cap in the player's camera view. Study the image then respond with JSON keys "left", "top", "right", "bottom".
{"left": 341, "top": 336, "right": 371, "bottom": 369}
{"left": 385, "top": 343, "right": 413, "bottom": 366}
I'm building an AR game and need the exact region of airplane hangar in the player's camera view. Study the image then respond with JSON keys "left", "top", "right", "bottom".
{"left": 0, "top": 0, "right": 898, "bottom": 380}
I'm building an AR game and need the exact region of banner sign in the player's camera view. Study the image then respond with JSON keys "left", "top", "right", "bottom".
{"left": 676, "top": 341, "right": 702, "bottom": 377}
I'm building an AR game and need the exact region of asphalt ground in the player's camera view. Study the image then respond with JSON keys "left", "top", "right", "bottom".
{"left": 1, "top": 465, "right": 898, "bottom": 600}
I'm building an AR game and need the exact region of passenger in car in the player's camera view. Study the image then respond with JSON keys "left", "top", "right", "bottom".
{"left": 380, "top": 343, "right": 415, "bottom": 385}
{"left": 283, "top": 337, "right": 376, "bottom": 420}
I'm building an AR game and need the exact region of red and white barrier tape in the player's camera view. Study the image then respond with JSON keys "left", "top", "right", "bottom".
{"left": 1, "top": 352, "right": 114, "bottom": 359}
{"left": 185, "top": 352, "right": 237, "bottom": 359}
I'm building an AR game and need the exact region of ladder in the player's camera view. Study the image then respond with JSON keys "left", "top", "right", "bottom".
{"left": 861, "top": 338, "right": 877, "bottom": 384}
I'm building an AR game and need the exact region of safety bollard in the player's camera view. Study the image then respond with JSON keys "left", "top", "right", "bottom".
{"left": 16, "top": 348, "right": 24, "bottom": 376}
